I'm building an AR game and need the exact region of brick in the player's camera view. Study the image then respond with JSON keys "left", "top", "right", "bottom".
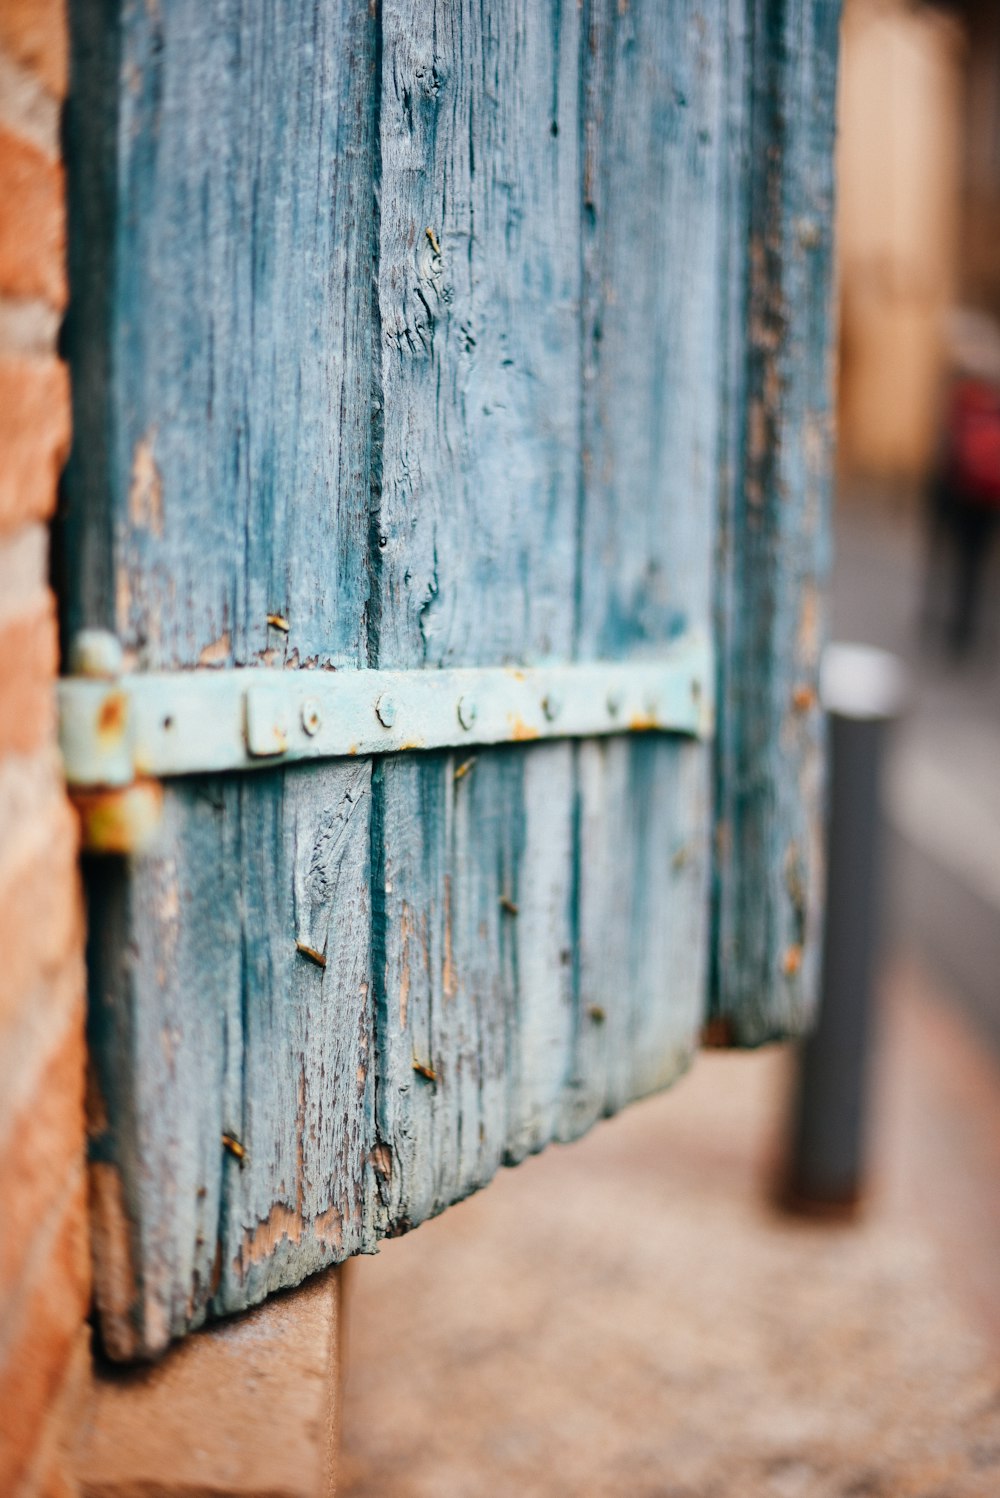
{"left": 35, "top": 1463, "right": 80, "bottom": 1498}
{"left": 0, "top": 127, "right": 66, "bottom": 305}
{"left": 0, "top": 0, "right": 68, "bottom": 99}
{"left": 0, "top": 1170, "right": 91, "bottom": 1495}
{"left": 77, "top": 1269, "right": 344, "bottom": 1498}
{"left": 0, "top": 525, "right": 49, "bottom": 611}
{"left": 0, "top": 357, "right": 71, "bottom": 532}
{"left": 0, "top": 790, "right": 83, "bottom": 1031}
{"left": 17, "top": 1326, "right": 91, "bottom": 1498}
{"left": 0, "top": 590, "right": 59, "bottom": 754}
{"left": 0, "top": 1000, "right": 87, "bottom": 1301}
{"left": 0, "top": 589, "right": 60, "bottom": 755}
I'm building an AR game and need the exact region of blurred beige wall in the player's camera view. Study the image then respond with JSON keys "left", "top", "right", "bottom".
{"left": 837, "top": 0, "right": 965, "bottom": 483}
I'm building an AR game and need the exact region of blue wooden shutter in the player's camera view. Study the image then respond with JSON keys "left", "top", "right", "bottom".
{"left": 62, "top": 0, "right": 839, "bottom": 1359}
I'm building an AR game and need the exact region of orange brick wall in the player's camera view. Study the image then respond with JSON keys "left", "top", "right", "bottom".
{"left": 0, "top": 3, "right": 91, "bottom": 1495}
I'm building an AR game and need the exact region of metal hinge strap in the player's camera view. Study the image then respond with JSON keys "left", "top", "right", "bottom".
{"left": 58, "top": 633, "right": 714, "bottom": 793}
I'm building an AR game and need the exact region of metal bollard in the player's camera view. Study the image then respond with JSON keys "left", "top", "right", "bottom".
{"left": 784, "top": 643, "right": 907, "bottom": 1212}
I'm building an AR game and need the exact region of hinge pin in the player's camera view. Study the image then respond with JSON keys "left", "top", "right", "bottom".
{"left": 300, "top": 698, "right": 322, "bottom": 737}
{"left": 69, "top": 628, "right": 124, "bottom": 680}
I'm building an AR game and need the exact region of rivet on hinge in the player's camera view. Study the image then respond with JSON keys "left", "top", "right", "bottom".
{"left": 457, "top": 694, "right": 478, "bottom": 730}
{"left": 375, "top": 692, "right": 397, "bottom": 729}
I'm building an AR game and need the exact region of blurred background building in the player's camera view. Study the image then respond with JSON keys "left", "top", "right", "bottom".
{"left": 837, "top": 0, "right": 999, "bottom": 483}
{"left": 834, "top": 0, "right": 1000, "bottom": 1054}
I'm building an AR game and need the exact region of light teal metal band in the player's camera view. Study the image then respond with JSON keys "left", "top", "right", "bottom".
{"left": 58, "top": 634, "right": 714, "bottom": 790}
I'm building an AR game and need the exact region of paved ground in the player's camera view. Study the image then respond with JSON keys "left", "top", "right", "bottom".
{"left": 339, "top": 955, "right": 1000, "bottom": 1497}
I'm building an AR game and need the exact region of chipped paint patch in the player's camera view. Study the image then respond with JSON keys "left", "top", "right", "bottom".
{"left": 313, "top": 1204, "right": 344, "bottom": 1251}
{"left": 442, "top": 874, "right": 456, "bottom": 1000}
{"left": 198, "top": 632, "right": 231, "bottom": 666}
{"left": 798, "top": 583, "right": 820, "bottom": 667}
{"left": 398, "top": 901, "right": 417, "bottom": 1029}
{"left": 235, "top": 1203, "right": 303, "bottom": 1275}
{"left": 129, "top": 431, "right": 163, "bottom": 536}
{"left": 370, "top": 1143, "right": 393, "bottom": 1180}
{"left": 90, "top": 1161, "right": 141, "bottom": 1359}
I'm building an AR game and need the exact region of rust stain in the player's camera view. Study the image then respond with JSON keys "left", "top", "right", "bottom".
{"left": 198, "top": 632, "right": 231, "bottom": 666}
{"left": 267, "top": 613, "right": 290, "bottom": 633}
{"left": 499, "top": 894, "right": 519, "bottom": 917}
{"left": 587, "top": 1004, "right": 606, "bottom": 1024}
{"left": 454, "top": 756, "right": 477, "bottom": 782}
{"left": 628, "top": 713, "right": 658, "bottom": 732}
{"left": 412, "top": 1057, "right": 438, "bottom": 1083}
{"left": 128, "top": 431, "right": 163, "bottom": 537}
{"left": 791, "top": 683, "right": 816, "bottom": 713}
{"left": 782, "top": 945, "right": 803, "bottom": 978}
{"left": 72, "top": 779, "right": 164, "bottom": 855}
{"left": 442, "top": 875, "right": 456, "bottom": 1001}
{"left": 98, "top": 690, "right": 128, "bottom": 741}
{"left": 508, "top": 715, "right": 539, "bottom": 741}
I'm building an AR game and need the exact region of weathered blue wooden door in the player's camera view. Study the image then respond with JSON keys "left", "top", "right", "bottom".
{"left": 62, "top": 0, "right": 838, "bottom": 1358}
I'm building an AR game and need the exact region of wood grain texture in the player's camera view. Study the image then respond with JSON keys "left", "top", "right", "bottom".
{"left": 65, "top": 0, "right": 381, "bottom": 1356}
{"left": 370, "top": 0, "right": 581, "bottom": 1224}
{"left": 566, "top": 0, "right": 725, "bottom": 1138}
{"left": 63, "top": 0, "right": 840, "bottom": 1357}
{"left": 710, "top": 0, "right": 840, "bottom": 1045}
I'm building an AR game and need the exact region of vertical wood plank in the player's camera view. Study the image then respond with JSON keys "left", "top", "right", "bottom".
{"left": 710, "top": 0, "right": 840, "bottom": 1044}
{"left": 85, "top": 783, "right": 242, "bottom": 1358}
{"left": 65, "top": 0, "right": 380, "bottom": 1355}
{"left": 371, "top": 0, "right": 582, "bottom": 1222}
{"left": 566, "top": 0, "right": 726, "bottom": 1136}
